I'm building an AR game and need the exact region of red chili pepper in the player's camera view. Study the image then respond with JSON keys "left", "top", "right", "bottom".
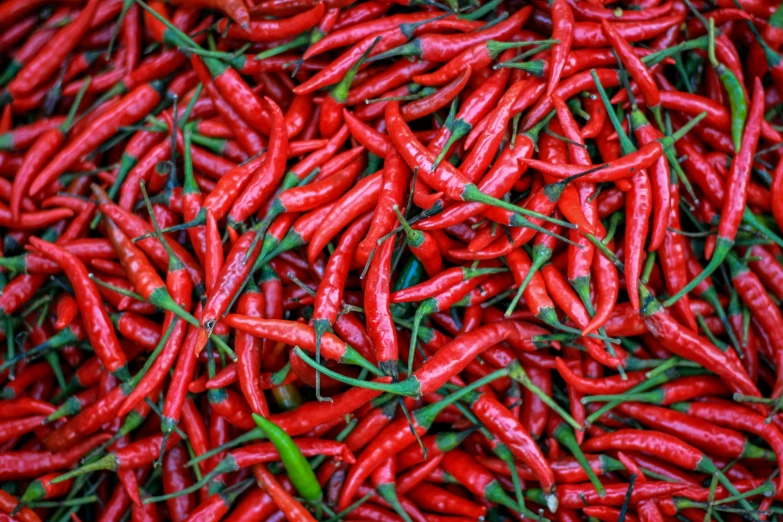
{"left": 0, "top": 432, "right": 110, "bottom": 481}
{"left": 27, "top": 237, "right": 128, "bottom": 379}
{"left": 602, "top": 20, "right": 660, "bottom": 115}
{"left": 371, "top": 7, "right": 533, "bottom": 64}
{"left": 295, "top": 16, "right": 452, "bottom": 95}
{"left": 673, "top": 400, "right": 783, "bottom": 494}
{"left": 221, "top": 2, "right": 324, "bottom": 42}
{"left": 640, "top": 285, "right": 761, "bottom": 401}
{"left": 253, "top": 465, "right": 315, "bottom": 521}
{"left": 548, "top": 0, "right": 574, "bottom": 96}
{"left": 306, "top": 169, "right": 382, "bottom": 264}
{"left": 7, "top": 0, "right": 99, "bottom": 98}
{"left": 664, "top": 78, "right": 765, "bottom": 306}
{"left": 29, "top": 82, "right": 165, "bottom": 197}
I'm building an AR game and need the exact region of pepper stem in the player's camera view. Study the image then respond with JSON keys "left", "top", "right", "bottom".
{"left": 146, "top": 454, "right": 239, "bottom": 503}
{"left": 495, "top": 60, "right": 546, "bottom": 77}
{"left": 585, "top": 362, "right": 680, "bottom": 425}
{"left": 663, "top": 237, "right": 732, "bottom": 307}
{"left": 312, "top": 319, "right": 332, "bottom": 403}
{"left": 186, "top": 428, "right": 265, "bottom": 468}
{"left": 509, "top": 364, "right": 583, "bottom": 431}
{"left": 376, "top": 484, "right": 412, "bottom": 522}
{"left": 62, "top": 77, "right": 92, "bottom": 133}
{"left": 485, "top": 39, "right": 559, "bottom": 59}
{"left": 431, "top": 99, "right": 466, "bottom": 171}
{"left": 408, "top": 303, "right": 430, "bottom": 378}
{"left": 393, "top": 205, "right": 422, "bottom": 247}
{"left": 52, "top": 455, "right": 116, "bottom": 484}
{"left": 462, "top": 183, "right": 577, "bottom": 229}
{"left": 505, "top": 245, "right": 551, "bottom": 317}
{"left": 293, "top": 347, "right": 422, "bottom": 396}
{"left": 88, "top": 274, "right": 145, "bottom": 301}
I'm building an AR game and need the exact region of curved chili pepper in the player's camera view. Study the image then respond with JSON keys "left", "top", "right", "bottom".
{"left": 7, "top": 0, "right": 99, "bottom": 98}
{"left": 664, "top": 78, "right": 765, "bottom": 306}
{"left": 640, "top": 285, "right": 761, "bottom": 402}
{"left": 253, "top": 465, "right": 315, "bottom": 521}
{"left": 225, "top": 315, "right": 377, "bottom": 374}
{"left": 10, "top": 80, "right": 89, "bottom": 222}
{"left": 672, "top": 400, "right": 783, "bottom": 495}
{"left": 370, "top": 7, "right": 533, "bottom": 64}
{"left": 27, "top": 237, "right": 127, "bottom": 379}
{"left": 221, "top": 2, "right": 324, "bottom": 42}
{"left": 602, "top": 20, "right": 660, "bottom": 118}
{"left": 29, "top": 82, "right": 165, "bottom": 197}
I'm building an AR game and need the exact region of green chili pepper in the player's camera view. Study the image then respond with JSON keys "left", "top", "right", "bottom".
{"left": 252, "top": 414, "right": 323, "bottom": 503}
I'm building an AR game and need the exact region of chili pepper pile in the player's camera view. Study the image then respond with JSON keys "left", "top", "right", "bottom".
{"left": 1, "top": 0, "right": 783, "bottom": 520}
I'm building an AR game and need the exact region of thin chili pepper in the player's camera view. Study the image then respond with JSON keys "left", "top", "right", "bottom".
{"left": 351, "top": 59, "right": 434, "bottom": 106}
{"left": 0, "top": 397, "right": 56, "bottom": 419}
{"left": 191, "top": 57, "right": 264, "bottom": 156}
{"left": 370, "top": 8, "right": 533, "bottom": 65}
{"left": 27, "top": 237, "right": 127, "bottom": 379}
{"left": 306, "top": 169, "right": 382, "bottom": 264}
{"left": 220, "top": 3, "right": 324, "bottom": 42}
{"left": 615, "top": 401, "right": 773, "bottom": 461}
{"left": 253, "top": 465, "right": 316, "bottom": 521}
{"left": 306, "top": 11, "right": 441, "bottom": 58}
{"left": 226, "top": 98, "right": 290, "bottom": 226}
{"left": 93, "top": 185, "right": 190, "bottom": 317}
{"left": 10, "top": 79, "right": 90, "bottom": 222}
{"left": 671, "top": 400, "right": 783, "bottom": 495}
{"left": 355, "top": 149, "right": 409, "bottom": 267}
{"left": 407, "top": 481, "right": 487, "bottom": 519}
{"left": 664, "top": 77, "right": 765, "bottom": 306}
{"left": 401, "top": 67, "right": 471, "bottom": 123}
{"left": 233, "top": 280, "right": 270, "bottom": 417}
{"left": 29, "top": 82, "right": 166, "bottom": 197}
{"left": 335, "top": 367, "right": 511, "bottom": 510}
{"left": 640, "top": 285, "right": 761, "bottom": 403}
{"left": 6, "top": 0, "right": 99, "bottom": 99}
{"left": 548, "top": 0, "right": 573, "bottom": 96}
{"left": 602, "top": 20, "right": 661, "bottom": 122}
{"left": 364, "top": 233, "right": 398, "bottom": 379}
{"left": 725, "top": 253, "right": 783, "bottom": 396}
{"left": 53, "top": 430, "right": 183, "bottom": 483}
